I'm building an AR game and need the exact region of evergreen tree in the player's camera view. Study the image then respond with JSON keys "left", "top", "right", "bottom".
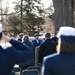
{"left": 14, "top": 0, "right": 45, "bottom": 36}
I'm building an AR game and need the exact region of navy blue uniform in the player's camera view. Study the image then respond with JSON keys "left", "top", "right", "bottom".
{"left": 42, "top": 53, "right": 75, "bottom": 75}
{"left": 32, "top": 39, "right": 42, "bottom": 47}
{"left": 0, "top": 39, "right": 33, "bottom": 75}
{"left": 17, "top": 38, "right": 22, "bottom": 42}
{"left": 19, "top": 40, "right": 35, "bottom": 70}
{"left": 23, "top": 40, "right": 35, "bottom": 51}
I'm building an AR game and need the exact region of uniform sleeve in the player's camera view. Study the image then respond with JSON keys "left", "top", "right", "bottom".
{"left": 41, "top": 57, "right": 52, "bottom": 75}
{"left": 10, "top": 39, "right": 30, "bottom": 50}
{"left": 7, "top": 39, "right": 33, "bottom": 64}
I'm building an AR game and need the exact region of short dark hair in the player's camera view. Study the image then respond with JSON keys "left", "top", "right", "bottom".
{"left": 45, "top": 33, "right": 51, "bottom": 38}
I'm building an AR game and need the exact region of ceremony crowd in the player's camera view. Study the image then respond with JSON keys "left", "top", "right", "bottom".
{"left": 0, "top": 22, "right": 75, "bottom": 75}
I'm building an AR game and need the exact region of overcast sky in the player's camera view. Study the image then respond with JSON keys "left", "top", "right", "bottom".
{"left": 2, "top": 0, "right": 16, "bottom": 13}
{"left": 2, "top": 0, "right": 52, "bottom": 13}
{"left": 41, "top": 0, "right": 52, "bottom": 8}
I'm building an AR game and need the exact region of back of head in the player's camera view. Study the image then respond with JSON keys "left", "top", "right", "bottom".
{"left": 57, "top": 26, "right": 75, "bottom": 53}
{"left": 45, "top": 33, "right": 51, "bottom": 39}
{"left": 23, "top": 35, "right": 29, "bottom": 42}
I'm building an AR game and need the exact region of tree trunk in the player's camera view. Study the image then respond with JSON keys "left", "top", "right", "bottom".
{"left": 52, "top": 0, "right": 74, "bottom": 31}
{"left": 73, "top": 0, "right": 75, "bottom": 27}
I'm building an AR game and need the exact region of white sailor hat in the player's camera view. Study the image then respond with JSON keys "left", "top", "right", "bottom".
{"left": 34, "top": 33, "right": 39, "bottom": 37}
{"left": 57, "top": 26, "right": 75, "bottom": 43}
{"left": 19, "top": 33, "right": 24, "bottom": 36}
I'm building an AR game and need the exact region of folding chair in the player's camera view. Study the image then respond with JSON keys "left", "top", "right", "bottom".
{"left": 27, "top": 66, "right": 41, "bottom": 73}
{"left": 35, "top": 46, "right": 40, "bottom": 66}
{"left": 12, "top": 67, "right": 21, "bottom": 75}
{"left": 11, "top": 71, "right": 15, "bottom": 75}
{"left": 22, "top": 69, "right": 39, "bottom": 75}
